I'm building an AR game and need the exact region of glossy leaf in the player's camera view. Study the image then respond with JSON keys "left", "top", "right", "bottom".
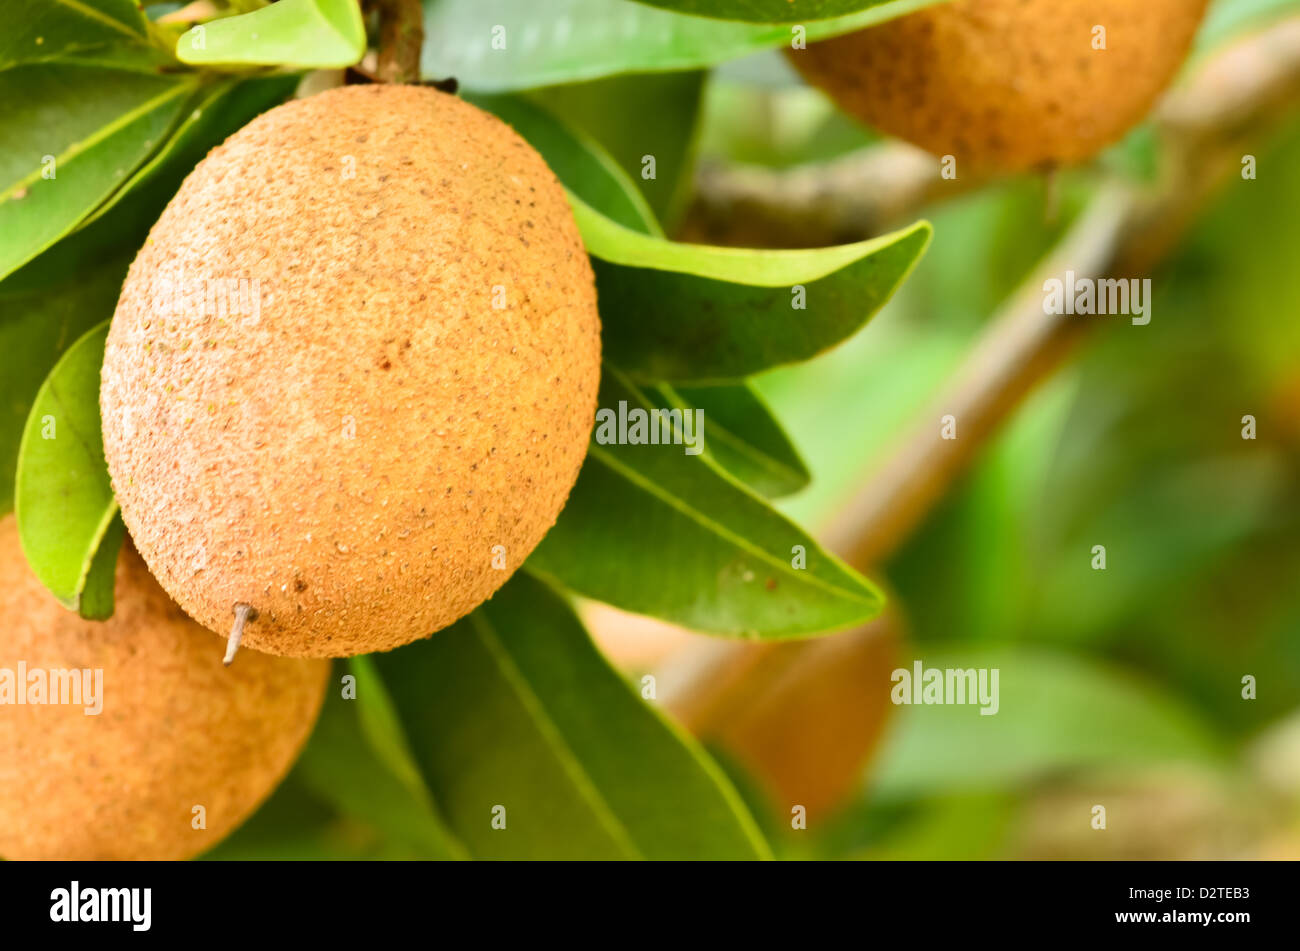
{"left": 0, "top": 254, "right": 129, "bottom": 517}
{"left": 76, "top": 511, "right": 125, "bottom": 621}
{"left": 294, "top": 660, "right": 468, "bottom": 859}
{"left": 531, "top": 70, "right": 706, "bottom": 227}
{"left": 632, "top": 0, "right": 913, "bottom": 24}
{"left": 80, "top": 73, "right": 299, "bottom": 229}
{"left": 1, "top": 74, "right": 299, "bottom": 516}
{"left": 374, "top": 572, "right": 771, "bottom": 859}
{"left": 0, "top": 0, "right": 149, "bottom": 69}
{"left": 0, "top": 63, "right": 197, "bottom": 281}
{"left": 571, "top": 195, "right": 932, "bottom": 381}
{"left": 47, "top": 42, "right": 179, "bottom": 73}
{"left": 14, "top": 322, "right": 118, "bottom": 615}
{"left": 468, "top": 93, "right": 661, "bottom": 235}
{"left": 870, "top": 648, "right": 1226, "bottom": 798}
{"left": 661, "top": 382, "right": 810, "bottom": 498}
{"left": 423, "top": 0, "right": 946, "bottom": 91}
{"left": 530, "top": 368, "right": 883, "bottom": 637}
{"left": 176, "top": 0, "right": 365, "bottom": 69}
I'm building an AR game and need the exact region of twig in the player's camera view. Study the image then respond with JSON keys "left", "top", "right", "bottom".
{"left": 681, "top": 142, "right": 975, "bottom": 247}
{"left": 366, "top": 0, "right": 423, "bottom": 85}
{"left": 680, "top": 18, "right": 1300, "bottom": 251}
{"left": 655, "top": 17, "right": 1300, "bottom": 801}
{"left": 827, "top": 15, "right": 1300, "bottom": 563}
{"left": 822, "top": 184, "right": 1134, "bottom": 565}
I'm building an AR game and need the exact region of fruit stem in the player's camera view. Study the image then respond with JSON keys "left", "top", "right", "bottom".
{"left": 367, "top": 0, "right": 424, "bottom": 85}
{"left": 224, "top": 603, "right": 257, "bottom": 666}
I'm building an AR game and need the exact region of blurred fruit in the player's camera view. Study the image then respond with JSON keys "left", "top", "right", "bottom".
{"left": 643, "top": 606, "right": 901, "bottom": 821}
{"left": 790, "top": 0, "right": 1208, "bottom": 172}
{"left": 0, "top": 517, "right": 328, "bottom": 859}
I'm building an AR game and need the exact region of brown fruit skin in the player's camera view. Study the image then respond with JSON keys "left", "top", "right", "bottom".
{"left": 0, "top": 518, "right": 328, "bottom": 860}
{"left": 101, "top": 85, "right": 602, "bottom": 657}
{"left": 790, "top": 0, "right": 1209, "bottom": 173}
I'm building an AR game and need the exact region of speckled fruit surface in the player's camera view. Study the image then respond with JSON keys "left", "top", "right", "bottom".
{"left": 0, "top": 517, "right": 328, "bottom": 860}
{"left": 790, "top": 0, "right": 1208, "bottom": 172}
{"left": 101, "top": 85, "right": 601, "bottom": 657}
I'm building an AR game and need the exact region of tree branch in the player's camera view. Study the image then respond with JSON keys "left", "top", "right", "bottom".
{"left": 681, "top": 142, "right": 979, "bottom": 247}
{"left": 653, "top": 16, "right": 1300, "bottom": 810}
{"left": 826, "top": 15, "right": 1300, "bottom": 564}
{"left": 680, "top": 18, "right": 1300, "bottom": 251}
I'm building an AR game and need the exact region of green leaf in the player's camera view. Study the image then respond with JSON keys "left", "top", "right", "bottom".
{"left": 0, "top": 0, "right": 149, "bottom": 69}
{"left": 467, "top": 93, "right": 661, "bottom": 236}
{"left": 530, "top": 368, "right": 883, "bottom": 637}
{"left": 531, "top": 70, "right": 706, "bottom": 228}
{"left": 632, "top": 0, "right": 901, "bottom": 25}
{"left": 0, "top": 254, "right": 129, "bottom": 517}
{"left": 202, "top": 772, "right": 399, "bottom": 860}
{"left": 423, "top": 0, "right": 947, "bottom": 91}
{"left": 76, "top": 511, "right": 125, "bottom": 620}
{"left": 870, "top": 648, "right": 1227, "bottom": 798}
{"left": 176, "top": 0, "right": 365, "bottom": 69}
{"left": 661, "top": 381, "right": 810, "bottom": 498}
{"left": 373, "top": 572, "right": 771, "bottom": 859}
{"left": 14, "top": 322, "right": 118, "bottom": 615}
{"left": 0, "top": 63, "right": 197, "bottom": 282}
{"left": 0, "top": 74, "right": 299, "bottom": 516}
{"left": 575, "top": 191, "right": 925, "bottom": 284}
{"left": 294, "top": 660, "right": 469, "bottom": 860}
{"left": 79, "top": 73, "right": 299, "bottom": 229}
{"left": 571, "top": 194, "right": 932, "bottom": 381}
{"left": 47, "top": 42, "right": 179, "bottom": 73}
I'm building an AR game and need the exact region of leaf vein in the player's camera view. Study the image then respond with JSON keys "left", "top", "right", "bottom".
{"left": 468, "top": 609, "right": 644, "bottom": 859}
{"left": 587, "top": 445, "right": 877, "bottom": 605}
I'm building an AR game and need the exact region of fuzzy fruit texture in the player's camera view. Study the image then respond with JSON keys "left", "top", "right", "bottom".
{"left": 0, "top": 517, "right": 328, "bottom": 860}
{"left": 790, "top": 0, "right": 1209, "bottom": 173}
{"left": 101, "top": 85, "right": 602, "bottom": 657}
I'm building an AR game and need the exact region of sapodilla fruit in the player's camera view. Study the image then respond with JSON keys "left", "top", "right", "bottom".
{"left": 101, "top": 85, "right": 602, "bottom": 658}
{"left": 0, "top": 517, "right": 328, "bottom": 860}
{"left": 790, "top": 0, "right": 1209, "bottom": 173}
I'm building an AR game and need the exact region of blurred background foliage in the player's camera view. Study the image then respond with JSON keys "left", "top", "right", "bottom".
{"left": 737, "top": 0, "right": 1300, "bottom": 858}
{"left": 198, "top": 0, "right": 1300, "bottom": 859}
